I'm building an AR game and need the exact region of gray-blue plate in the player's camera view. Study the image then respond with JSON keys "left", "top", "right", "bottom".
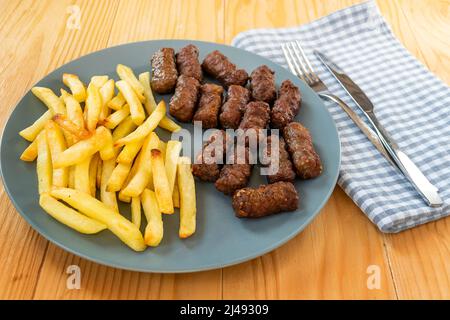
{"left": 0, "top": 40, "right": 340, "bottom": 273}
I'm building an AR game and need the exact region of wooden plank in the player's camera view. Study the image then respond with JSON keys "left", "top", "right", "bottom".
{"left": 32, "top": 0, "right": 224, "bottom": 299}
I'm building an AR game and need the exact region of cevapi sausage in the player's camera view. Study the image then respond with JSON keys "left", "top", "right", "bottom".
{"left": 271, "top": 80, "right": 301, "bottom": 129}
{"left": 193, "top": 84, "right": 224, "bottom": 129}
{"left": 169, "top": 75, "right": 200, "bottom": 122}
{"left": 283, "top": 122, "right": 322, "bottom": 179}
{"left": 176, "top": 44, "right": 202, "bottom": 81}
{"left": 250, "top": 65, "right": 276, "bottom": 103}
{"left": 219, "top": 85, "right": 250, "bottom": 129}
{"left": 262, "top": 135, "right": 296, "bottom": 183}
{"left": 202, "top": 50, "right": 248, "bottom": 87}
{"left": 151, "top": 48, "right": 178, "bottom": 94}
{"left": 232, "top": 182, "right": 299, "bottom": 218}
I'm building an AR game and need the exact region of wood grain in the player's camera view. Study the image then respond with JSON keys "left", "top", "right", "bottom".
{"left": 0, "top": 0, "right": 449, "bottom": 300}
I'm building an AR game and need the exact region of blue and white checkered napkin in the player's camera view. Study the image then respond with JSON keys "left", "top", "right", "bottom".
{"left": 232, "top": 0, "right": 450, "bottom": 232}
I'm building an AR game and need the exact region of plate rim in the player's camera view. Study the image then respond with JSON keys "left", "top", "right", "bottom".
{"left": 0, "top": 39, "right": 341, "bottom": 273}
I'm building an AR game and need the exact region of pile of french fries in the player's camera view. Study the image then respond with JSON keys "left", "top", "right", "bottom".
{"left": 19, "top": 65, "right": 197, "bottom": 251}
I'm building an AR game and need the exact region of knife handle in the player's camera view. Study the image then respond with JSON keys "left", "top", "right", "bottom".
{"left": 366, "top": 112, "right": 443, "bottom": 207}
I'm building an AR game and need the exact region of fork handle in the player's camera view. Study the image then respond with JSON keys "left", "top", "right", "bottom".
{"left": 319, "top": 93, "right": 394, "bottom": 165}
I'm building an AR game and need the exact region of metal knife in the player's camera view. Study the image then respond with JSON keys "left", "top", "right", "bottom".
{"left": 314, "top": 50, "right": 443, "bottom": 207}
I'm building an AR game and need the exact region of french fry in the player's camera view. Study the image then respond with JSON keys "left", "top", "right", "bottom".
{"left": 114, "top": 100, "right": 165, "bottom": 147}
{"left": 19, "top": 110, "right": 53, "bottom": 141}
{"left": 116, "top": 80, "right": 145, "bottom": 125}
{"left": 121, "top": 133, "right": 159, "bottom": 197}
{"left": 172, "top": 178, "right": 180, "bottom": 208}
{"left": 116, "top": 138, "right": 144, "bottom": 164}
{"left": 60, "top": 89, "right": 85, "bottom": 129}
{"left": 39, "top": 194, "right": 106, "bottom": 234}
{"left": 52, "top": 114, "right": 91, "bottom": 140}
{"left": 52, "top": 126, "right": 110, "bottom": 168}
{"left": 36, "top": 131, "right": 52, "bottom": 194}
{"left": 106, "top": 162, "right": 132, "bottom": 192}
{"left": 68, "top": 165, "right": 75, "bottom": 188}
{"left": 138, "top": 72, "right": 157, "bottom": 114}
{"left": 138, "top": 72, "right": 181, "bottom": 132}
{"left": 90, "top": 75, "right": 108, "bottom": 88}
{"left": 89, "top": 153, "right": 100, "bottom": 196}
{"left": 31, "top": 87, "right": 66, "bottom": 115}
{"left": 62, "top": 73, "right": 86, "bottom": 103}
{"left": 151, "top": 148, "right": 174, "bottom": 214}
{"left": 118, "top": 190, "right": 131, "bottom": 203}
{"left": 74, "top": 156, "right": 91, "bottom": 194}
{"left": 178, "top": 156, "right": 196, "bottom": 238}
{"left": 141, "top": 189, "right": 163, "bottom": 246}
{"left": 117, "top": 64, "right": 145, "bottom": 102}
{"left": 99, "top": 127, "right": 115, "bottom": 161}
{"left": 96, "top": 158, "right": 102, "bottom": 188}
{"left": 165, "top": 140, "right": 181, "bottom": 194}
{"left": 99, "top": 79, "right": 115, "bottom": 122}
{"left": 100, "top": 158, "right": 119, "bottom": 211}
{"left": 107, "top": 92, "right": 125, "bottom": 111}
{"left": 102, "top": 104, "right": 130, "bottom": 129}
{"left": 85, "top": 83, "right": 103, "bottom": 131}
{"left": 159, "top": 140, "right": 167, "bottom": 160}
{"left": 50, "top": 188, "right": 146, "bottom": 251}
{"left": 131, "top": 196, "right": 141, "bottom": 228}
{"left": 45, "top": 120, "right": 69, "bottom": 188}
{"left": 20, "top": 136, "right": 39, "bottom": 161}
{"left": 112, "top": 116, "right": 137, "bottom": 142}
{"left": 159, "top": 117, "right": 182, "bottom": 133}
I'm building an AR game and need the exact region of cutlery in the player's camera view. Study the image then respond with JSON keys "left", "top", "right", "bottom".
{"left": 314, "top": 50, "right": 442, "bottom": 207}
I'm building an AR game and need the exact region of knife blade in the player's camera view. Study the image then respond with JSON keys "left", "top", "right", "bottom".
{"left": 314, "top": 50, "right": 443, "bottom": 207}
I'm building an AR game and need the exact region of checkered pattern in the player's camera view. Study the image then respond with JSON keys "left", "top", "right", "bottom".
{"left": 232, "top": 0, "right": 450, "bottom": 232}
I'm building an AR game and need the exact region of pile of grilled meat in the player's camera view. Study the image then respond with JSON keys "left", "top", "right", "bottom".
{"left": 150, "top": 44, "right": 322, "bottom": 219}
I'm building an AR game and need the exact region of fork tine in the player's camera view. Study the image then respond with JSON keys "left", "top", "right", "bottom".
{"left": 284, "top": 43, "right": 308, "bottom": 83}
{"left": 289, "top": 42, "right": 315, "bottom": 84}
{"left": 294, "top": 40, "right": 319, "bottom": 82}
{"left": 281, "top": 44, "right": 299, "bottom": 77}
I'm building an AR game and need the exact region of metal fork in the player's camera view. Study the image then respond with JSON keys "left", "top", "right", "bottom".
{"left": 281, "top": 40, "right": 393, "bottom": 164}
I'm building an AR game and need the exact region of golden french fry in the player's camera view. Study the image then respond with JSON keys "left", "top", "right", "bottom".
{"left": 114, "top": 100, "right": 165, "bottom": 147}
{"left": 116, "top": 80, "right": 145, "bottom": 125}
{"left": 50, "top": 188, "right": 146, "bottom": 251}
{"left": 99, "top": 127, "right": 115, "bottom": 161}
{"left": 96, "top": 158, "right": 102, "bottom": 188}
{"left": 138, "top": 72, "right": 181, "bottom": 132}
{"left": 102, "top": 104, "right": 130, "bottom": 129}
{"left": 46, "top": 120, "right": 69, "bottom": 188}
{"left": 172, "top": 178, "right": 180, "bottom": 208}
{"left": 90, "top": 75, "right": 108, "bottom": 87}
{"left": 131, "top": 196, "right": 141, "bottom": 228}
{"left": 118, "top": 190, "right": 131, "bottom": 203}
{"left": 68, "top": 165, "right": 75, "bottom": 188}
{"left": 101, "top": 158, "right": 119, "bottom": 211}
{"left": 99, "top": 79, "right": 115, "bottom": 122}
{"left": 53, "top": 114, "right": 91, "bottom": 140}
{"left": 20, "top": 136, "right": 39, "bottom": 161}
{"left": 63, "top": 74, "right": 87, "bottom": 103}
{"left": 106, "top": 162, "right": 132, "bottom": 192}
{"left": 138, "top": 72, "right": 157, "bottom": 114}
{"left": 159, "top": 140, "right": 167, "bottom": 160}
{"left": 89, "top": 153, "right": 100, "bottom": 196}
{"left": 178, "top": 156, "right": 196, "bottom": 238}
{"left": 141, "top": 189, "right": 163, "bottom": 246}
{"left": 60, "top": 89, "right": 84, "bottom": 128}
{"left": 151, "top": 148, "right": 174, "bottom": 214}
{"left": 86, "top": 83, "right": 103, "bottom": 131}
{"left": 74, "top": 156, "right": 91, "bottom": 195}
{"left": 31, "top": 87, "right": 66, "bottom": 115}
{"left": 36, "top": 131, "right": 52, "bottom": 194}
{"left": 121, "top": 133, "right": 159, "bottom": 197}
{"left": 165, "top": 140, "right": 181, "bottom": 194}
{"left": 117, "top": 64, "right": 145, "bottom": 102}
{"left": 52, "top": 126, "right": 110, "bottom": 168}
{"left": 116, "top": 138, "right": 144, "bottom": 164}
{"left": 40, "top": 194, "right": 106, "bottom": 234}
{"left": 19, "top": 110, "right": 53, "bottom": 141}
{"left": 159, "top": 117, "right": 182, "bottom": 133}
{"left": 112, "top": 116, "right": 137, "bottom": 142}
{"left": 107, "top": 92, "right": 125, "bottom": 111}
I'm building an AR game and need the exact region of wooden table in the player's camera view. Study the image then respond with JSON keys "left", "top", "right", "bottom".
{"left": 0, "top": 0, "right": 449, "bottom": 300}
